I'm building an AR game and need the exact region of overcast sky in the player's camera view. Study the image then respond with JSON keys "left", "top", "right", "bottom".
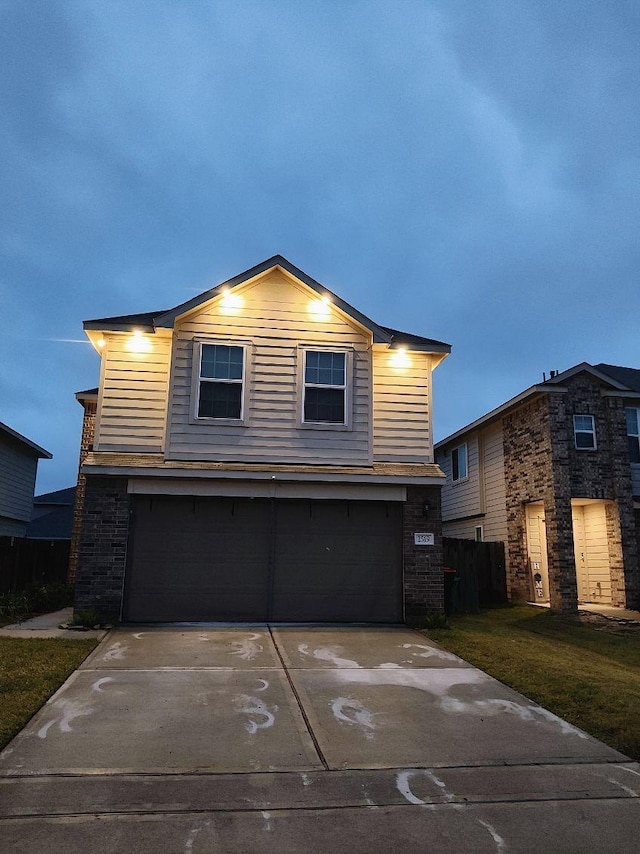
{"left": 1, "top": 0, "right": 638, "bottom": 494}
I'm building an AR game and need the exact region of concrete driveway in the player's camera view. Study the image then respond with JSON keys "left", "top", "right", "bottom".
{"left": 1, "top": 625, "right": 639, "bottom": 852}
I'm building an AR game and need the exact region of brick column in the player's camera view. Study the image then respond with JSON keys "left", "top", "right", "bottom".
{"left": 543, "top": 494, "right": 577, "bottom": 613}
{"left": 403, "top": 485, "right": 444, "bottom": 622}
{"left": 74, "top": 476, "right": 130, "bottom": 621}
{"left": 605, "top": 396, "right": 639, "bottom": 608}
{"left": 68, "top": 396, "right": 97, "bottom": 583}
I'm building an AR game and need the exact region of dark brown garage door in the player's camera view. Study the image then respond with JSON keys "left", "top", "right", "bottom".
{"left": 124, "top": 496, "right": 402, "bottom": 623}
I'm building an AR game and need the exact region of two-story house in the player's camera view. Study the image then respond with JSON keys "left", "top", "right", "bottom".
{"left": 0, "top": 421, "right": 51, "bottom": 537}
{"left": 72, "top": 256, "right": 451, "bottom": 623}
{"left": 435, "top": 363, "right": 640, "bottom": 613}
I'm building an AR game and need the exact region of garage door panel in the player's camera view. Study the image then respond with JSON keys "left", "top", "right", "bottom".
{"left": 125, "top": 496, "right": 271, "bottom": 622}
{"left": 272, "top": 500, "right": 402, "bottom": 623}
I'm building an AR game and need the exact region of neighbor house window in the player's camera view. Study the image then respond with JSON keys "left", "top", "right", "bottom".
{"left": 626, "top": 407, "right": 640, "bottom": 463}
{"left": 475, "top": 525, "right": 483, "bottom": 542}
{"left": 573, "top": 415, "right": 596, "bottom": 450}
{"left": 197, "top": 344, "right": 244, "bottom": 419}
{"left": 451, "top": 443, "right": 467, "bottom": 482}
{"left": 303, "top": 350, "right": 347, "bottom": 424}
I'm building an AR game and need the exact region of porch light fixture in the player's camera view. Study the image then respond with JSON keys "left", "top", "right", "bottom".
{"left": 97, "top": 338, "right": 106, "bottom": 349}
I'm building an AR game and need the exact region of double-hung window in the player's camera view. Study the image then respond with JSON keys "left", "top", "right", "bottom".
{"left": 451, "top": 443, "right": 467, "bottom": 482}
{"left": 196, "top": 343, "right": 244, "bottom": 420}
{"left": 626, "top": 407, "right": 640, "bottom": 464}
{"left": 573, "top": 414, "right": 596, "bottom": 450}
{"left": 303, "top": 350, "right": 347, "bottom": 425}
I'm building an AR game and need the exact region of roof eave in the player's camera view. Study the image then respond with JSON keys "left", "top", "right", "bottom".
{"left": 0, "top": 422, "right": 52, "bottom": 459}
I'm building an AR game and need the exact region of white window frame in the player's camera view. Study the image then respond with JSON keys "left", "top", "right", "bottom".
{"left": 451, "top": 443, "right": 468, "bottom": 482}
{"left": 573, "top": 414, "right": 597, "bottom": 450}
{"left": 626, "top": 407, "right": 640, "bottom": 464}
{"left": 191, "top": 339, "right": 249, "bottom": 425}
{"left": 297, "top": 346, "right": 352, "bottom": 431}
{"left": 475, "top": 525, "right": 484, "bottom": 542}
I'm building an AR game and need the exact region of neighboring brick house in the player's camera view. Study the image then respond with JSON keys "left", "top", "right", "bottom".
{"left": 72, "top": 256, "right": 451, "bottom": 623}
{"left": 434, "top": 363, "right": 640, "bottom": 614}
{"left": 0, "top": 421, "right": 51, "bottom": 537}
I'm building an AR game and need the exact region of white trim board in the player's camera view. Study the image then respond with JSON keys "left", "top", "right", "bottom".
{"left": 127, "top": 477, "right": 407, "bottom": 501}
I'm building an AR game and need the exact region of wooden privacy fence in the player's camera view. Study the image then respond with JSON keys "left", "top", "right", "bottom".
{"left": 443, "top": 537, "right": 507, "bottom": 613}
{"left": 0, "top": 537, "right": 70, "bottom": 594}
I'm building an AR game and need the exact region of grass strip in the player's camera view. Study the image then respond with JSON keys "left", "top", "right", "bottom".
{"left": 424, "top": 605, "right": 640, "bottom": 760}
{"left": 0, "top": 637, "right": 98, "bottom": 750}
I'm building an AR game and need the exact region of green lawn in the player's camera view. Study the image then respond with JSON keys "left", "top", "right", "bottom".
{"left": 424, "top": 605, "right": 640, "bottom": 760}
{"left": 0, "top": 637, "right": 99, "bottom": 750}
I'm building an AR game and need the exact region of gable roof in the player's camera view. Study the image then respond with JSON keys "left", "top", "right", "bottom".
{"left": 26, "top": 504, "right": 74, "bottom": 540}
{"left": 34, "top": 486, "right": 76, "bottom": 506}
{"left": 84, "top": 256, "right": 451, "bottom": 354}
{"left": 595, "top": 363, "right": 640, "bottom": 393}
{"left": 0, "top": 421, "right": 52, "bottom": 459}
{"left": 435, "top": 361, "right": 639, "bottom": 450}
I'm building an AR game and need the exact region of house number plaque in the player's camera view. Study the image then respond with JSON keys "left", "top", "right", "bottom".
{"left": 414, "top": 533, "right": 435, "bottom": 546}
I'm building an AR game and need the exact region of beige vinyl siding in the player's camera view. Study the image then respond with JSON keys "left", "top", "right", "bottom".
{"left": 372, "top": 349, "right": 431, "bottom": 463}
{"left": 440, "top": 518, "right": 480, "bottom": 540}
{"left": 94, "top": 335, "right": 172, "bottom": 452}
{"left": 0, "top": 435, "right": 38, "bottom": 525}
{"left": 440, "top": 435, "right": 481, "bottom": 521}
{"left": 480, "top": 423, "right": 508, "bottom": 542}
{"left": 166, "top": 270, "right": 372, "bottom": 464}
{"left": 439, "top": 423, "right": 507, "bottom": 544}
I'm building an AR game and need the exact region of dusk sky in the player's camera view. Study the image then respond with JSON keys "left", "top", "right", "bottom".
{"left": 1, "top": 0, "right": 638, "bottom": 495}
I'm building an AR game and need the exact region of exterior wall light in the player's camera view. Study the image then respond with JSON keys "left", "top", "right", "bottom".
{"left": 309, "top": 294, "right": 332, "bottom": 320}
{"left": 126, "top": 329, "right": 152, "bottom": 354}
{"left": 389, "top": 345, "right": 411, "bottom": 368}
{"left": 219, "top": 287, "right": 244, "bottom": 313}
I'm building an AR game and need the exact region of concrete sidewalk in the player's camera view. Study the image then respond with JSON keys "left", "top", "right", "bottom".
{"left": 0, "top": 608, "right": 107, "bottom": 639}
{"left": 1, "top": 625, "right": 638, "bottom": 852}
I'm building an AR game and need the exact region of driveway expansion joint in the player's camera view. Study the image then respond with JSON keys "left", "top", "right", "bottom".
{"left": 268, "top": 625, "right": 330, "bottom": 770}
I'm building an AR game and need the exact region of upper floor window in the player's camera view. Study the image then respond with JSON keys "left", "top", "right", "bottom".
{"left": 626, "top": 407, "right": 640, "bottom": 463}
{"left": 303, "top": 350, "right": 347, "bottom": 424}
{"left": 573, "top": 414, "right": 596, "bottom": 450}
{"left": 451, "top": 443, "right": 468, "bottom": 482}
{"left": 197, "top": 343, "right": 244, "bottom": 420}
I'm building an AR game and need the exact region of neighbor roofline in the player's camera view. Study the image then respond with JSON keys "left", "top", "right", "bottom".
{"left": 435, "top": 360, "right": 637, "bottom": 450}
{"left": 434, "top": 385, "right": 569, "bottom": 449}
{"left": 547, "top": 361, "right": 633, "bottom": 391}
{"left": 0, "top": 422, "right": 52, "bottom": 459}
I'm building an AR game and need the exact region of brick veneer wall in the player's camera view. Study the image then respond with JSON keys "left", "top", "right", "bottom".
{"left": 502, "top": 394, "right": 574, "bottom": 609}
{"left": 503, "top": 374, "right": 640, "bottom": 612}
{"left": 559, "top": 377, "right": 638, "bottom": 608}
{"left": 403, "top": 485, "right": 444, "bottom": 621}
{"left": 74, "top": 476, "right": 130, "bottom": 621}
{"left": 68, "top": 398, "right": 96, "bottom": 583}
